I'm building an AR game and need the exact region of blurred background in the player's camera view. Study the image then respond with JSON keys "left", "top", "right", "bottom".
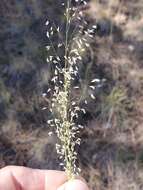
{"left": 0, "top": 0, "right": 143, "bottom": 189}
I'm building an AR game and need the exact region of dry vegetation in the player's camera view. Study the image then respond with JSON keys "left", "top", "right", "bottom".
{"left": 0, "top": 0, "right": 143, "bottom": 189}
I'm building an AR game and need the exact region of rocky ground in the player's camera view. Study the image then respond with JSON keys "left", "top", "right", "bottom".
{"left": 0, "top": 0, "right": 143, "bottom": 189}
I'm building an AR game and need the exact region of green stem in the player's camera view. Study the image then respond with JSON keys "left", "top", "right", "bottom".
{"left": 63, "top": 0, "right": 75, "bottom": 179}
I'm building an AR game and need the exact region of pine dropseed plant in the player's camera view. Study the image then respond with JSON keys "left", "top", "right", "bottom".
{"left": 43, "top": 0, "right": 100, "bottom": 179}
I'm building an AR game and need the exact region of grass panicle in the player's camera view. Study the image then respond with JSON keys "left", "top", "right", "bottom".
{"left": 42, "top": 0, "right": 100, "bottom": 179}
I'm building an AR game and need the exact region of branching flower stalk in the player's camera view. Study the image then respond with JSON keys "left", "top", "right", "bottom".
{"left": 43, "top": 0, "right": 101, "bottom": 180}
